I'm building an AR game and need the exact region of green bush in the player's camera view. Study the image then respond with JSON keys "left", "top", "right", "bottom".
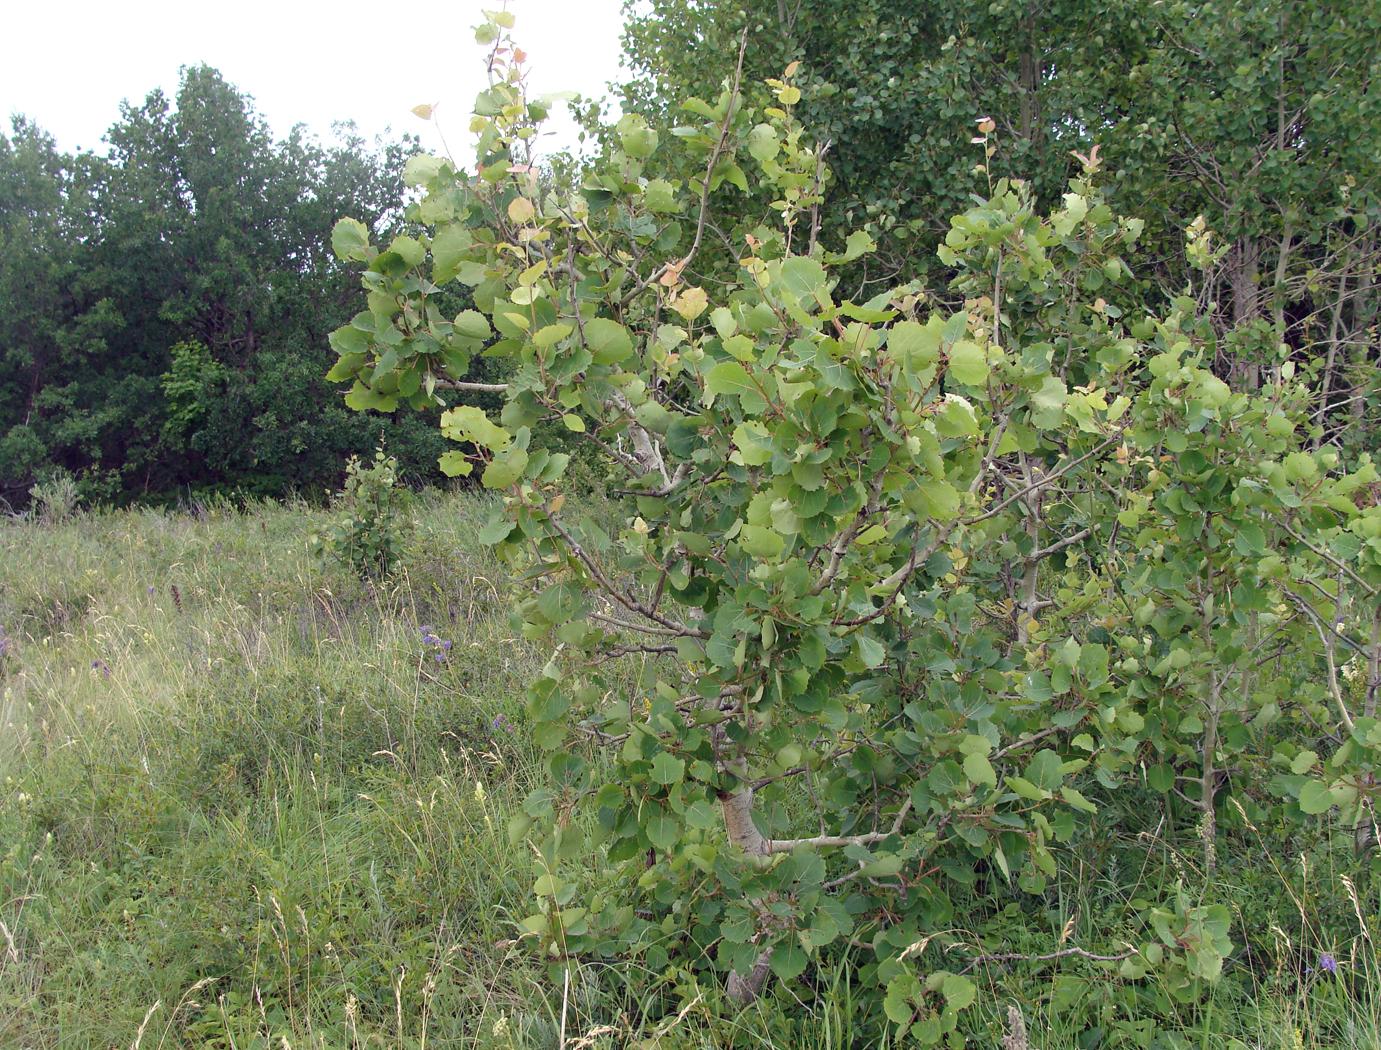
{"left": 312, "top": 447, "right": 414, "bottom": 579}
{"left": 325, "top": 9, "right": 1381, "bottom": 1039}
{"left": 27, "top": 469, "right": 80, "bottom": 524}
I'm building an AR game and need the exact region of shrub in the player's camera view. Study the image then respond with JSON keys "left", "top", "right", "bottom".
{"left": 326, "top": 10, "right": 1381, "bottom": 1034}
{"left": 28, "top": 469, "right": 80, "bottom": 524}
{"left": 312, "top": 447, "right": 414, "bottom": 579}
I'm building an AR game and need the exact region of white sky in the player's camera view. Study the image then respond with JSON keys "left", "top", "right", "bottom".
{"left": 0, "top": 0, "right": 630, "bottom": 158}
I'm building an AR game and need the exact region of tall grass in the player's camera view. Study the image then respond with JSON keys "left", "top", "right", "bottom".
{"left": 1, "top": 495, "right": 1377, "bottom": 1048}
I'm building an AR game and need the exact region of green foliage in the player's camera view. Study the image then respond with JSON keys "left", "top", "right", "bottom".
{"left": 2, "top": 496, "right": 1381, "bottom": 1046}
{"left": 328, "top": 6, "right": 1381, "bottom": 1036}
{"left": 312, "top": 447, "right": 415, "bottom": 579}
{"left": 0, "top": 78, "right": 445, "bottom": 505}
{"left": 26, "top": 468, "right": 80, "bottom": 524}
{"left": 618, "top": 0, "right": 1379, "bottom": 449}
{"left": 161, "top": 339, "right": 229, "bottom": 446}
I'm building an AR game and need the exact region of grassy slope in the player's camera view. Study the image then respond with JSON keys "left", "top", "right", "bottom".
{"left": 0, "top": 496, "right": 1377, "bottom": 1049}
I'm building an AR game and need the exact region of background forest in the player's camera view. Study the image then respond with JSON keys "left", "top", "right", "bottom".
{"left": 0, "top": 69, "right": 444, "bottom": 505}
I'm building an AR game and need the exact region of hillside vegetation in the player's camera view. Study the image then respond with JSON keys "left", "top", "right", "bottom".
{"left": 0, "top": 499, "right": 1377, "bottom": 1048}
{"left": 3, "top": 1, "right": 1379, "bottom": 1045}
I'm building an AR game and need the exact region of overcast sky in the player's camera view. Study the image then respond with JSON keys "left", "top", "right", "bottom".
{"left": 1, "top": 0, "right": 630, "bottom": 157}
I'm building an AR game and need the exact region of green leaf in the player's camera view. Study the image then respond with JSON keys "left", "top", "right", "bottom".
{"left": 344, "top": 382, "right": 397, "bottom": 412}
{"left": 710, "top": 307, "right": 737, "bottom": 339}
{"left": 1235, "top": 522, "right": 1267, "bottom": 556}
{"left": 438, "top": 450, "right": 473, "bottom": 477}
{"left": 769, "top": 940, "right": 808, "bottom": 980}
{"left": 1026, "top": 749, "right": 1065, "bottom": 791}
{"left": 536, "top": 581, "right": 586, "bottom": 624}
{"left": 644, "top": 179, "right": 678, "bottom": 213}
{"left": 1060, "top": 786, "right": 1098, "bottom": 814}
{"left": 705, "top": 361, "right": 756, "bottom": 402}
{"left": 1032, "top": 375, "right": 1068, "bottom": 420}
{"left": 911, "top": 479, "right": 960, "bottom": 521}
{"left": 940, "top": 972, "right": 976, "bottom": 1010}
{"left": 833, "top": 229, "right": 876, "bottom": 264}
{"left": 723, "top": 334, "right": 756, "bottom": 362}
{"left": 778, "top": 257, "right": 828, "bottom": 301}
{"left": 732, "top": 421, "right": 773, "bottom": 465}
{"left": 645, "top": 809, "right": 680, "bottom": 851}
{"left": 935, "top": 396, "right": 978, "bottom": 437}
{"left": 739, "top": 524, "right": 785, "bottom": 560}
{"left": 747, "top": 123, "right": 780, "bottom": 163}
{"left": 1298, "top": 780, "right": 1334, "bottom": 815}
{"left": 947, "top": 341, "right": 989, "bottom": 385}
{"left": 481, "top": 448, "right": 528, "bottom": 489}
{"left": 441, "top": 405, "right": 511, "bottom": 450}
{"left": 584, "top": 318, "right": 634, "bottom": 364}
{"left": 454, "top": 310, "right": 492, "bottom": 341}
{"left": 889, "top": 319, "right": 941, "bottom": 370}
{"left": 884, "top": 974, "right": 921, "bottom": 1024}
{"left": 963, "top": 752, "right": 997, "bottom": 788}
{"left": 403, "top": 154, "right": 444, "bottom": 186}
{"left": 856, "top": 633, "right": 886, "bottom": 668}
{"left": 328, "top": 324, "right": 370, "bottom": 356}
{"left": 1290, "top": 750, "right": 1318, "bottom": 775}
{"left": 331, "top": 217, "right": 372, "bottom": 261}
{"left": 650, "top": 752, "right": 685, "bottom": 786}
{"left": 1005, "top": 775, "right": 1049, "bottom": 801}
{"left": 617, "top": 114, "right": 659, "bottom": 159}
{"left": 388, "top": 234, "right": 424, "bottom": 267}
{"left": 325, "top": 352, "right": 365, "bottom": 382}
{"left": 477, "top": 514, "right": 515, "bottom": 544}
{"left": 1146, "top": 764, "right": 1174, "bottom": 793}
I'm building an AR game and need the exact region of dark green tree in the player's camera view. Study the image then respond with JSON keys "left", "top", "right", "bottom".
{"left": 0, "top": 69, "right": 445, "bottom": 503}
{"left": 618, "top": 0, "right": 1379, "bottom": 441}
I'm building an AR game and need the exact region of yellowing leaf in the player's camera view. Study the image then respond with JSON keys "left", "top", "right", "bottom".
{"left": 672, "top": 286, "right": 709, "bottom": 320}
{"left": 533, "top": 322, "right": 573, "bottom": 348}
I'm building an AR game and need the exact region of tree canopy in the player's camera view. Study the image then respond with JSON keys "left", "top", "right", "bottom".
{"left": 0, "top": 68, "right": 443, "bottom": 504}
{"left": 619, "top": 0, "right": 1379, "bottom": 446}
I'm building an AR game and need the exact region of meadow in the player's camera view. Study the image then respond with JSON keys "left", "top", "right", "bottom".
{"left": 1, "top": 496, "right": 1378, "bottom": 1049}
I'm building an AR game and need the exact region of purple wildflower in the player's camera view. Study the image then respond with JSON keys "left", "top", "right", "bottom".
{"left": 419, "top": 624, "right": 450, "bottom": 664}
{"left": 490, "top": 713, "right": 514, "bottom": 734}
{"left": 1319, "top": 952, "right": 1338, "bottom": 975}
{"left": 91, "top": 659, "right": 111, "bottom": 678}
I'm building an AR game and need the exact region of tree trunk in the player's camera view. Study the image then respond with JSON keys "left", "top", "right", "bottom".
{"left": 720, "top": 786, "right": 774, "bottom": 1003}
{"left": 1229, "top": 238, "right": 1261, "bottom": 391}
{"left": 1200, "top": 696, "right": 1220, "bottom": 876}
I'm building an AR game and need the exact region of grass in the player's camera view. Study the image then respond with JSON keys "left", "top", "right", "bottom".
{"left": 1, "top": 494, "right": 1379, "bottom": 1048}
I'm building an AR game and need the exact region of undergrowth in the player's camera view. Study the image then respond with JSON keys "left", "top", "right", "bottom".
{"left": 1, "top": 496, "right": 1377, "bottom": 1048}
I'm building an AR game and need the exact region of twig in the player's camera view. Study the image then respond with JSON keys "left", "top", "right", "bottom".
{"left": 966, "top": 435, "right": 1121, "bottom": 525}
{"left": 960, "top": 944, "right": 1138, "bottom": 972}
{"left": 619, "top": 31, "right": 749, "bottom": 309}
{"left": 761, "top": 799, "right": 912, "bottom": 855}
{"left": 434, "top": 378, "right": 510, "bottom": 393}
